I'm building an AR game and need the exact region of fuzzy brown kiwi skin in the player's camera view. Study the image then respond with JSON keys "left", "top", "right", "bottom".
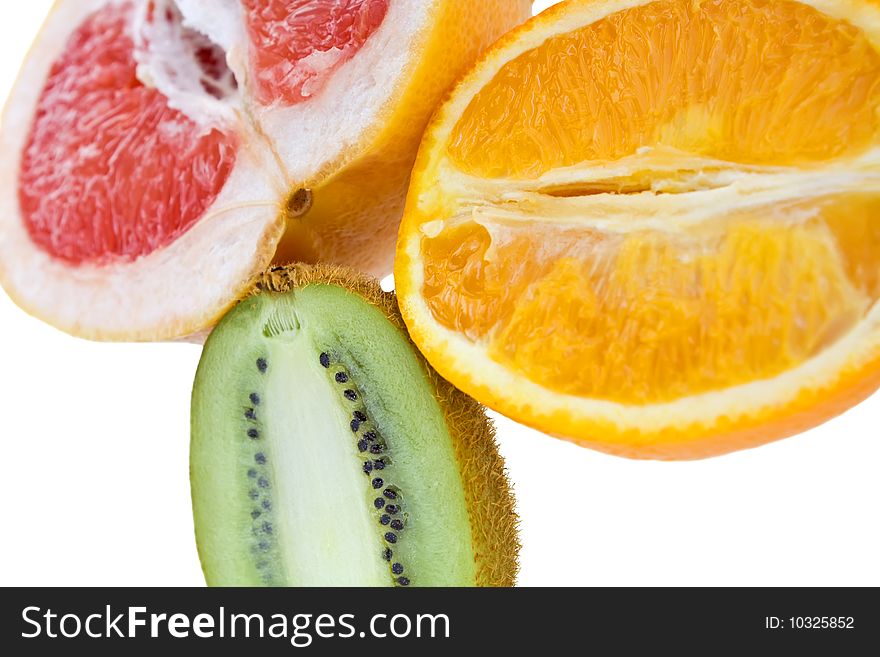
{"left": 250, "top": 263, "right": 520, "bottom": 587}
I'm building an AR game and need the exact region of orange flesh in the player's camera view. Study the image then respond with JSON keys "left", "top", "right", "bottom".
{"left": 449, "top": 0, "right": 880, "bottom": 177}
{"left": 420, "top": 0, "right": 880, "bottom": 404}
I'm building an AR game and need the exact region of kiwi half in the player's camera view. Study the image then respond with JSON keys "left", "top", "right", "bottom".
{"left": 191, "top": 264, "right": 518, "bottom": 586}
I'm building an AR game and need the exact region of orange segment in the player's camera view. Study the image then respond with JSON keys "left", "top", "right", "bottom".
{"left": 422, "top": 195, "right": 879, "bottom": 403}
{"left": 449, "top": 0, "right": 880, "bottom": 178}
{"left": 396, "top": 0, "right": 880, "bottom": 459}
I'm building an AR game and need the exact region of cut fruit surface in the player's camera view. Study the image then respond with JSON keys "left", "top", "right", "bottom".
{"left": 396, "top": 0, "right": 880, "bottom": 459}
{"left": 0, "top": 0, "right": 531, "bottom": 340}
{"left": 19, "top": 2, "right": 237, "bottom": 264}
{"left": 191, "top": 265, "right": 518, "bottom": 586}
{"left": 449, "top": 0, "right": 880, "bottom": 177}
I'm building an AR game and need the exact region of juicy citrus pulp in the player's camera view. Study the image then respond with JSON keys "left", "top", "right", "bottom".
{"left": 398, "top": 0, "right": 880, "bottom": 458}
{"left": 449, "top": 0, "right": 880, "bottom": 177}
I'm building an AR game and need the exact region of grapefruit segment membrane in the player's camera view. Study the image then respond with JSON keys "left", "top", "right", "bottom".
{"left": 397, "top": 0, "right": 880, "bottom": 458}
{"left": 0, "top": 0, "right": 532, "bottom": 339}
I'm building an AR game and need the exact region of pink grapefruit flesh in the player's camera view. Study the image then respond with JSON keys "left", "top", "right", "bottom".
{"left": 18, "top": 2, "right": 238, "bottom": 265}
{"left": 243, "top": 0, "right": 390, "bottom": 105}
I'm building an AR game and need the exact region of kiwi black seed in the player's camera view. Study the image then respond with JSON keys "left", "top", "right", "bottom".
{"left": 191, "top": 264, "right": 519, "bottom": 586}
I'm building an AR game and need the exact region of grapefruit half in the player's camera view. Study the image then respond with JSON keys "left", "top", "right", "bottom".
{"left": 0, "top": 0, "right": 531, "bottom": 340}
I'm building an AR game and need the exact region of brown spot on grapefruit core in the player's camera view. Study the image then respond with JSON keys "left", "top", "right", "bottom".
{"left": 18, "top": 2, "right": 238, "bottom": 266}
{"left": 243, "top": 0, "right": 389, "bottom": 105}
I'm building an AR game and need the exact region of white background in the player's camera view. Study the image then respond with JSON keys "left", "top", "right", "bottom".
{"left": 0, "top": 0, "right": 877, "bottom": 587}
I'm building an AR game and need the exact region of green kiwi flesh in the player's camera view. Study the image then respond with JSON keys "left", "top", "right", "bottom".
{"left": 191, "top": 273, "right": 508, "bottom": 586}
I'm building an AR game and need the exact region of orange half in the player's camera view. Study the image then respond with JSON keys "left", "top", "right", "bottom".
{"left": 396, "top": 0, "right": 880, "bottom": 459}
